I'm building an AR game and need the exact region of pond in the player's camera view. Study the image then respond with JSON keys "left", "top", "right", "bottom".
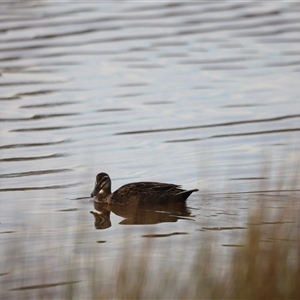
{"left": 0, "top": 2, "right": 300, "bottom": 298}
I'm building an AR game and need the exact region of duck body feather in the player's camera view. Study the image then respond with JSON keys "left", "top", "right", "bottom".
{"left": 91, "top": 173, "right": 198, "bottom": 205}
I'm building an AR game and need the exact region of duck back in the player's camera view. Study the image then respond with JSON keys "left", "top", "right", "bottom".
{"left": 110, "top": 182, "right": 198, "bottom": 205}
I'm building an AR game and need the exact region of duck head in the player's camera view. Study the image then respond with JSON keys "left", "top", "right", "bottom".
{"left": 91, "top": 172, "right": 112, "bottom": 198}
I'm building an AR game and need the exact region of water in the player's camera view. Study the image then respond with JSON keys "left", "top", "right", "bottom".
{"left": 1, "top": 1, "right": 300, "bottom": 297}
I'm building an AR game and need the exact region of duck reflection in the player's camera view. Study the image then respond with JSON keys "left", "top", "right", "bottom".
{"left": 90, "top": 201, "right": 192, "bottom": 230}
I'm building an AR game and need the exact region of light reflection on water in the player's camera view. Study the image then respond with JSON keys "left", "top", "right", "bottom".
{"left": 0, "top": 1, "right": 300, "bottom": 296}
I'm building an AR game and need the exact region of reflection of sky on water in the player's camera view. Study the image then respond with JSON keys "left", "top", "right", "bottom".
{"left": 0, "top": 2, "right": 300, "bottom": 296}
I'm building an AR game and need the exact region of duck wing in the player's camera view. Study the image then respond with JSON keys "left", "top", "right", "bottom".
{"left": 111, "top": 182, "right": 190, "bottom": 205}
{"left": 133, "top": 182, "right": 183, "bottom": 191}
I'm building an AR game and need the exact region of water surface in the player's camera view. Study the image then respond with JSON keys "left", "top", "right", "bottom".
{"left": 0, "top": 2, "right": 300, "bottom": 298}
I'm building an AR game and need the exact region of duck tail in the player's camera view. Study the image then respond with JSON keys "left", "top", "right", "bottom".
{"left": 177, "top": 189, "right": 198, "bottom": 201}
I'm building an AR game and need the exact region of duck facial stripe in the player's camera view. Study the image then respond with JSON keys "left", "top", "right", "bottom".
{"left": 99, "top": 176, "right": 109, "bottom": 188}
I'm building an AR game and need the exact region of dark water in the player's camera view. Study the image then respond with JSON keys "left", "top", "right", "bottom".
{"left": 1, "top": 2, "right": 300, "bottom": 298}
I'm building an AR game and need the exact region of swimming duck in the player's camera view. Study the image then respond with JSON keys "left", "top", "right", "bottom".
{"left": 90, "top": 172, "right": 198, "bottom": 205}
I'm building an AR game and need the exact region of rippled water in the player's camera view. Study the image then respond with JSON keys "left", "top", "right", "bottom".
{"left": 1, "top": 1, "right": 300, "bottom": 297}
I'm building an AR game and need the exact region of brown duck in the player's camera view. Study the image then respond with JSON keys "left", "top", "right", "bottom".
{"left": 91, "top": 172, "right": 198, "bottom": 205}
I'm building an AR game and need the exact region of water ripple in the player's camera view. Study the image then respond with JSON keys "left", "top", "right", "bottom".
{"left": 9, "top": 281, "right": 80, "bottom": 291}
{"left": 97, "top": 108, "right": 130, "bottom": 112}
{"left": 115, "top": 114, "right": 300, "bottom": 135}
{"left": 20, "top": 101, "right": 77, "bottom": 109}
{"left": 0, "top": 139, "right": 72, "bottom": 150}
{"left": 10, "top": 122, "right": 110, "bottom": 132}
{"left": 0, "top": 183, "right": 78, "bottom": 192}
{"left": 166, "top": 128, "right": 300, "bottom": 143}
{"left": 0, "top": 113, "right": 78, "bottom": 122}
{"left": 0, "top": 168, "right": 71, "bottom": 179}
{"left": 0, "top": 153, "right": 68, "bottom": 162}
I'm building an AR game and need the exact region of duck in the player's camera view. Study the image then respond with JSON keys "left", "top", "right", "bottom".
{"left": 90, "top": 172, "right": 198, "bottom": 205}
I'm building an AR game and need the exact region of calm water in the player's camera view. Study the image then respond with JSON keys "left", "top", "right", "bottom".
{"left": 1, "top": 2, "right": 300, "bottom": 298}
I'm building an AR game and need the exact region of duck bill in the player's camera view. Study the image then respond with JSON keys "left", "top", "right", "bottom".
{"left": 91, "top": 185, "right": 100, "bottom": 197}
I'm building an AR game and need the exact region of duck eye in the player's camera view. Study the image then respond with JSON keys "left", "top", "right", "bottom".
{"left": 100, "top": 176, "right": 109, "bottom": 187}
